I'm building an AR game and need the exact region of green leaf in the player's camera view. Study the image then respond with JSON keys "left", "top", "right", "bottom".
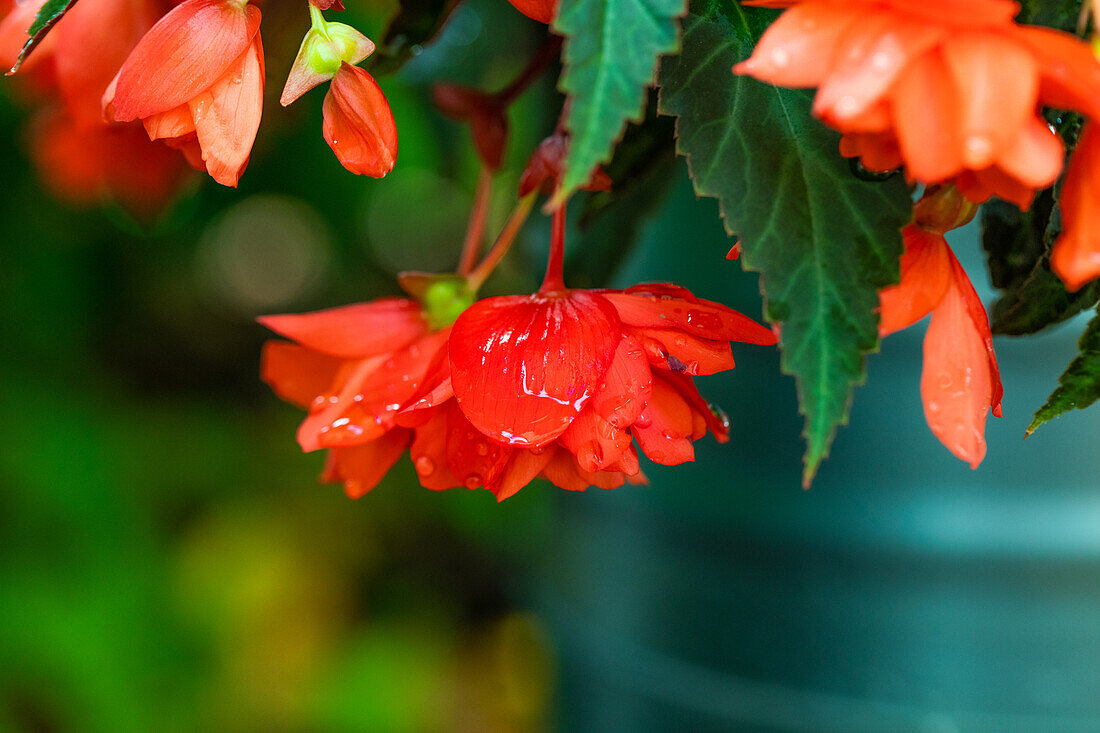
{"left": 1015, "top": 0, "right": 1081, "bottom": 30}
{"left": 657, "top": 0, "right": 911, "bottom": 485}
{"left": 551, "top": 0, "right": 685, "bottom": 207}
{"left": 367, "top": 0, "right": 460, "bottom": 76}
{"left": 1027, "top": 309, "right": 1100, "bottom": 435}
{"left": 7, "top": 0, "right": 78, "bottom": 74}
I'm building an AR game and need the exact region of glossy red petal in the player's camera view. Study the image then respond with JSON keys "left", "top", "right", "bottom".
{"left": 443, "top": 401, "right": 512, "bottom": 490}
{"left": 111, "top": 0, "right": 261, "bottom": 121}
{"left": 632, "top": 326, "right": 736, "bottom": 376}
{"left": 541, "top": 448, "right": 624, "bottom": 492}
{"left": 589, "top": 333, "right": 652, "bottom": 429}
{"left": 559, "top": 409, "right": 632, "bottom": 473}
{"left": 188, "top": 33, "right": 264, "bottom": 187}
{"left": 409, "top": 404, "right": 461, "bottom": 491}
{"left": 995, "top": 115, "right": 1064, "bottom": 191}
{"left": 507, "top": 0, "right": 555, "bottom": 23}
{"left": 260, "top": 340, "right": 343, "bottom": 409}
{"left": 659, "top": 371, "right": 731, "bottom": 442}
{"left": 603, "top": 288, "right": 776, "bottom": 345}
{"left": 947, "top": 251, "right": 1003, "bottom": 417}
{"left": 450, "top": 291, "right": 620, "bottom": 448}
{"left": 878, "top": 225, "right": 952, "bottom": 337}
{"left": 632, "top": 376, "right": 696, "bottom": 466}
{"left": 322, "top": 428, "right": 412, "bottom": 498}
{"left": 258, "top": 298, "right": 427, "bottom": 359}
{"left": 488, "top": 448, "right": 554, "bottom": 502}
{"left": 322, "top": 63, "right": 397, "bottom": 178}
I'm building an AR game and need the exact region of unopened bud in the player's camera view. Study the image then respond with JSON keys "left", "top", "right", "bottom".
{"left": 281, "top": 12, "right": 375, "bottom": 106}
{"left": 913, "top": 184, "right": 978, "bottom": 234}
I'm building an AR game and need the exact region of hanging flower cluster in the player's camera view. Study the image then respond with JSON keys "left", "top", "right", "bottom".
{"left": 7, "top": 0, "right": 1100, "bottom": 496}
{"left": 735, "top": 0, "right": 1100, "bottom": 290}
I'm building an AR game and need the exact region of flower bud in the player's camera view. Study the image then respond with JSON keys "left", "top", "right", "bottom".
{"left": 913, "top": 184, "right": 978, "bottom": 234}
{"left": 281, "top": 15, "right": 374, "bottom": 106}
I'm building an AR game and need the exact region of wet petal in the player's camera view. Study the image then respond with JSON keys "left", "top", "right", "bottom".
{"left": 450, "top": 291, "right": 620, "bottom": 448}
{"left": 322, "top": 428, "right": 412, "bottom": 498}
{"left": 443, "top": 402, "right": 512, "bottom": 490}
{"left": 632, "top": 326, "right": 736, "bottom": 376}
{"left": 322, "top": 63, "right": 398, "bottom": 178}
{"left": 486, "top": 448, "right": 554, "bottom": 502}
{"left": 541, "top": 448, "right": 624, "bottom": 492}
{"left": 589, "top": 334, "right": 652, "bottom": 429}
{"left": 258, "top": 298, "right": 427, "bottom": 359}
{"left": 632, "top": 376, "right": 696, "bottom": 466}
{"left": 891, "top": 48, "right": 963, "bottom": 182}
{"left": 878, "top": 225, "right": 952, "bottom": 337}
{"left": 260, "top": 341, "right": 343, "bottom": 409}
{"left": 559, "top": 409, "right": 632, "bottom": 473}
{"left": 603, "top": 290, "right": 776, "bottom": 345}
{"left": 920, "top": 257, "right": 1001, "bottom": 468}
{"left": 409, "top": 404, "right": 461, "bottom": 491}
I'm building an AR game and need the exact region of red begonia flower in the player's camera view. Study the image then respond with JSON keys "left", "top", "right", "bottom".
{"left": 879, "top": 207, "right": 1003, "bottom": 468}
{"left": 506, "top": 0, "right": 556, "bottom": 23}
{"left": 104, "top": 0, "right": 264, "bottom": 187}
{"left": 447, "top": 283, "right": 777, "bottom": 497}
{"left": 734, "top": 0, "right": 1100, "bottom": 209}
{"left": 1051, "top": 123, "right": 1100, "bottom": 292}
{"left": 322, "top": 62, "right": 397, "bottom": 178}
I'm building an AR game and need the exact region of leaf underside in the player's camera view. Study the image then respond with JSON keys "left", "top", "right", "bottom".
{"left": 552, "top": 0, "right": 685, "bottom": 206}
{"left": 8, "top": 0, "right": 78, "bottom": 74}
{"left": 657, "top": 0, "right": 911, "bottom": 485}
{"left": 1028, "top": 309, "right": 1100, "bottom": 435}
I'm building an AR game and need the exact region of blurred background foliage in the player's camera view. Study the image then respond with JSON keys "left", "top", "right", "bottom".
{"left": 2, "top": 0, "right": 1100, "bottom": 731}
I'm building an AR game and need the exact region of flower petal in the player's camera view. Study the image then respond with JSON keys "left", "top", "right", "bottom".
{"left": 632, "top": 326, "right": 736, "bottom": 376}
{"left": 409, "top": 404, "right": 461, "bottom": 491}
{"left": 559, "top": 409, "right": 632, "bottom": 473}
{"left": 487, "top": 448, "right": 554, "bottom": 502}
{"left": 734, "top": 4, "right": 857, "bottom": 88}
{"left": 891, "top": 48, "right": 963, "bottom": 182}
{"left": 322, "top": 63, "right": 397, "bottom": 178}
{"left": 541, "top": 448, "right": 624, "bottom": 492}
{"left": 920, "top": 258, "right": 1001, "bottom": 468}
{"left": 941, "top": 31, "right": 1038, "bottom": 170}
{"left": 589, "top": 333, "right": 652, "bottom": 429}
{"left": 1017, "top": 26, "right": 1100, "bottom": 122}
{"left": 322, "top": 427, "right": 412, "bottom": 498}
{"left": 188, "top": 34, "right": 264, "bottom": 187}
{"left": 1053, "top": 124, "right": 1100, "bottom": 292}
{"left": 443, "top": 402, "right": 512, "bottom": 489}
{"left": 632, "top": 376, "right": 696, "bottom": 466}
{"left": 450, "top": 291, "right": 620, "bottom": 448}
{"left": 258, "top": 298, "right": 427, "bottom": 359}
{"left": 110, "top": 0, "right": 261, "bottom": 121}
{"left": 995, "top": 115, "right": 1064, "bottom": 191}
{"left": 260, "top": 340, "right": 343, "bottom": 408}
{"left": 878, "top": 225, "right": 952, "bottom": 337}
{"left": 144, "top": 104, "right": 196, "bottom": 140}
{"left": 603, "top": 288, "right": 776, "bottom": 345}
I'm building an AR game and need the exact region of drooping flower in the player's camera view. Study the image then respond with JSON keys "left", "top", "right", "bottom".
{"left": 321, "top": 62, "right": 397, "bottom": 178}
{"left": 446, "top": 283, "right": 777, "bottom": 498}
{"left": 734, "top": 0, "right": 1100, "bottom": 210}
{"left": 103, "top": 0, "right": 265, "bottom": 187}
{"left": 878, "top": 185, "right": 1003, "bottom": 467}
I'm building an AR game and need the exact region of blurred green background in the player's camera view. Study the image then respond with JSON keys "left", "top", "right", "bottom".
{"left": 2, "top": 1, "right": 1100, "bottom": 731}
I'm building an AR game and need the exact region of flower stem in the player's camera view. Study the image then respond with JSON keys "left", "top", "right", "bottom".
{"left": 468, "top": 192, "right": 537, "bottom": 291}
{"left": 308, "top": 3, "right": 330, "bottom": 37}
{"left": 495, "top": 35, "right": 563, "bottom": 106}
{"left": 539, "top": 204, "right": 567, "bottom": 293}
{"left": 457, "top": 167, "right": 493, "bottom": 276}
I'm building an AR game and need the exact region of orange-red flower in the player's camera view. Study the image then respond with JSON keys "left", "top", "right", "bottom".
{"left": 1051, "top": 123, "right": 1100, "bottom": 291}
{"left": 104, "top": 0, "right": 264, "bottom": 187}
{"left": 734, "top": 0, "right": 1100, "bottom": 210}
{"left": 322, "top": 62, "right": 397, "bottom": 178}
{"left": 878, "top": 186, "right": 1002, "bottom": 467}
{"left": 446, "top": 284, "right": 777, "bottom": 498}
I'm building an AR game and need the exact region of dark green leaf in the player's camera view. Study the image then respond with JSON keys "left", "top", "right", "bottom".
{"left": 367, "top": 0, "right": 460, "bottom": 76}
{"left": 1027, "top": 309, "right": 1100, "bottom": 435}
{"left": 578, "top": 88, "right": 676, "bottom": 227}
{"left": 1015, "top": 0, "right": 1082, "bottom": 31}
{"left": 657, "top": 0, "right": 911, "bottom": 485}
{"left": 551, "top": 0, "right": 685, "bottom": 206}
{"left": 8, "top": 0, "right": 78, "bottom": 74}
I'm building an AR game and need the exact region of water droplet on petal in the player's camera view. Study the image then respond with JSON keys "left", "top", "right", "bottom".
{"left": 415, "top": 456, "right": 435, "bottom": 476}
{"left": 634, "top": 412, "right": 653, "bottom": 429}
{"left": 686, "top": 309, "right": 722, "bottom": 331}
{"left": 464, "top": 473, "right": 483, "bottom": 489}
{"left": 475, "top": 441, "right": 489, "bottom": 456}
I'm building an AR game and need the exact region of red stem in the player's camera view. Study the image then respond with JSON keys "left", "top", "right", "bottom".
{"left": 468, "top": 192, "right": 537, "bottom": 291}
{"left": 540, "top": 205, "right": 567, "bottom": 293}
{"left": 457, "top": 167, "right": 493, "bottom": 276}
